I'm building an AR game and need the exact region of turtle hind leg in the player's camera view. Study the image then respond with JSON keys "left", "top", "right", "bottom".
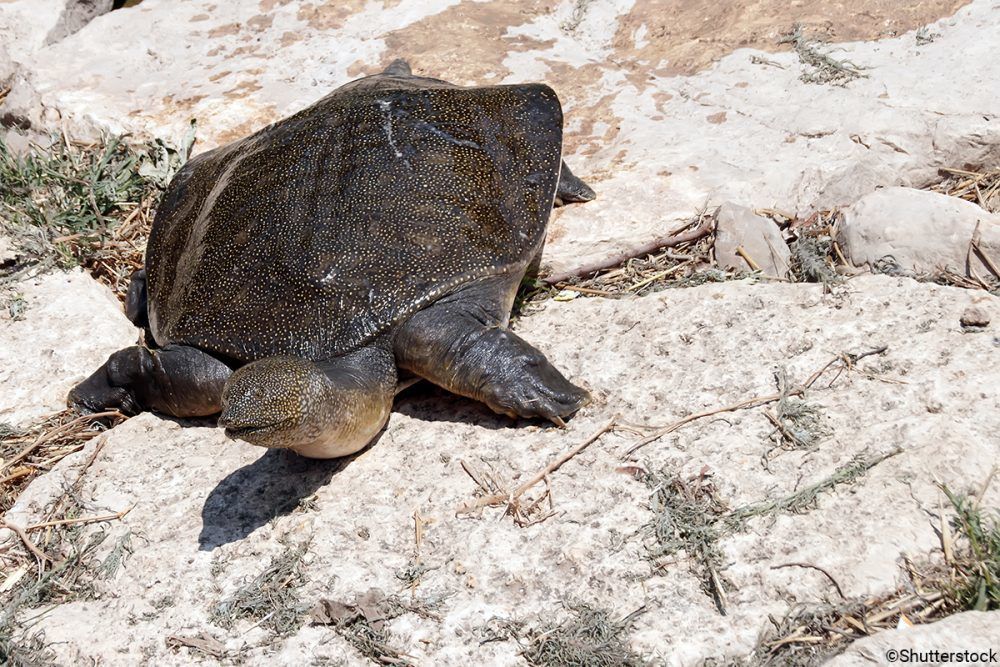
{"left": 68, "top": 344, "right": 233, "bottom": 417}
{"left": 555, "top": 160, "right": 596, "bottom": 207}
{"left": 383, "top": 58, "right": 412, "bottom": 76}
{"left": 394, "top": 301, "right": 590, "bottom": 425}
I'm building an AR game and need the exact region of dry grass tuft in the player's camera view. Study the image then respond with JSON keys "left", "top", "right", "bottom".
{"left": 210, "top": 541, "right": 309, "bottom": 637}
{"left": 641, "top": 449, "right": 899, "bottom": 616}
{"left": 0, "top": 127, "right": 193, "bottom": 300}
{"left": 762, "top": 370, "right": 831, "bottom": 466}
{"left": 778, "top": 25, "right": 869, "bottom": 86}
{"left": 480, "top": 602, "right": 647, "bottom": 667}
{"left": 643, "top": 468, "right": 731, "bottom": 613}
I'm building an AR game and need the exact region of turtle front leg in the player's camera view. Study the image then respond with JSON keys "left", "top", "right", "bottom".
{"left": 394, "top": 304, "right": 590, "bottom": 424}
{"left": 219, "top": 346, "right": 397, "bottom": 459}
{"left": 554, "top": 160, "right": 596, "bottom": 207}
{"left": 68, "top": 344, "right": 233, "bottom": 417}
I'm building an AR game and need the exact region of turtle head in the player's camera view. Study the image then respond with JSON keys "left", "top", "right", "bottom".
{"left": 218, "top": 354, "right": 393, "bottom": 459}
{"left": 219, "top": 357, "right": 325, "bottom": 450}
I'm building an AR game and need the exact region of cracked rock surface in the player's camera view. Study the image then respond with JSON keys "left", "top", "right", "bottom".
{"left": 4, "top": 276, "right": 999, "bottom": 665}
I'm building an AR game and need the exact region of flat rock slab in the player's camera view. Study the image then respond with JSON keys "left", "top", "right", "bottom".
{"left": 0, "top": 269, "right": 137, "bottom": 428}
{"left": 7, "top": 275, "right": 998, "bottom": 664}
{"left": 2, "top": 1, "right": 998, "bottom": 274}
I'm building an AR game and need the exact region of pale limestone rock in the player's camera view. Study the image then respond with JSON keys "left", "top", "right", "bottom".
{"left": 0, "top": 0, "right": 997, "bottom": 274}
{"left": 0, "top": 42, "right": 13, "bottom": 88}
{"left": 0, "top": 0, "right": 112, "bottom": 63}
{"left": 837, "top": 187, "right": 1000, "bottom": 277}
{"left": 6, "top": 275, "right": 999, "bottom": 665}
{"left": 0, "top": 234, "right": 18, "bottom": 266}
{"left": 827, "top": 611, "right": 1000, "bottom": 666}
{"left": 45, "top": 0, "right": 115, "bottom": 46}
{"left": 713, "top": 202, "right": 791, "bottom": 278}
{"left": 0, "top": 270, "right": 137, "bottom": 427}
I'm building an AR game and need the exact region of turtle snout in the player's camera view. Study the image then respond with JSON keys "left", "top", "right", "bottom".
{"left": 218, "top": 357, "right": 321, "bottom": 448}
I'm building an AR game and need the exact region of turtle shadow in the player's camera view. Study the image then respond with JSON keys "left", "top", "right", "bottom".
{"left": 391, "top": 382, "right": 568, "bottom": 436}
{"left": 198, "top": 445, "right": 358, "bottom": 550}
{"left": 392, "top": 382, "right": 515, "bottom": 430}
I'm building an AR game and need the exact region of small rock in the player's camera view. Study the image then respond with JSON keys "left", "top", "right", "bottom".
{"left": 837, "top": 187, "right": 1000, "bottom": 278}
{"left": 960, "top": 305, "right": 991, "bottom": 329}
{"left": 827, "top": 610, "right": 1000, "bottom": 666}
{"left": 713, "top": 202, "right": 791, "bottom": 278}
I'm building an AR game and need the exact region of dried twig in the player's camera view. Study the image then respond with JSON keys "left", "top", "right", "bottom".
{"left": 24, "top": 506, "right": 133, "bottom": 532}
{"left": 1, "top": 521, "right": 54, "bottom": 563}
{"left": 457, "top": 417, "right": 618, "bottom": 516}
{"left": 0, "top": 411, "right": 122, "bottom": 475}
{"left": 623, "top": 346, "right": 888, "bottom": 457}
{"left": 735, "top": 245, "right": 761, "bottom": 272}
{"left": 771, "top": 562, "right": 846, "bottom": 599}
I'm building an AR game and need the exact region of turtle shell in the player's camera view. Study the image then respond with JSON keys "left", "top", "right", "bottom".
{"left": 145, "top": 73, "right": 563, "bottom": 362}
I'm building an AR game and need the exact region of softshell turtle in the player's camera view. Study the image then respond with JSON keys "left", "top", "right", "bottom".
{"left": 69, "top": 59, "right": 594, "bottom": 458}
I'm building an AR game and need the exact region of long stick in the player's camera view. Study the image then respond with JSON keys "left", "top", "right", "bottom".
{"left": 622, "top": 391, "right": 799, "bottom": 457}
{"left": 24, "top": 506, "right": 133, "bottom": 532}
{"left": 623, "top": 347, "right": 888, "bottom": 457}
{"left": 541, "top": 217, "right": 714, "bottom": 285}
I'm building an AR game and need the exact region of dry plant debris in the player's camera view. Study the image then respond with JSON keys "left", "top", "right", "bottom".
{"left": 778, "top": 25, "right": 869, "bottom": 86}
{"left": 642, "top": 449, "right": 898, "bottom": 617}
{"left": 516, "top": 211, "right": 721, "bottom": 313}
{"left": 929, "top": 166, "right": 1000, "bottom": 214}
{"left": 735, "top": 480, "right": 1000, "bottom": 666}
{"left": 526, "top": 162, "right": 1000, "bottom": 311}
{"left": 623, "top": 346, "right": 888, "bottom": 457}
{"left": 481, "top": 602, "right": 648, "bottom": 667}
{"left": 310, "top": 590, "right": 419, "bottom": 665}
{"left": 643, "top": 468, "right": 730, "bottom": 614}
{"left": 926, "top": 164, "right": 1000, "bottom": 293}
{"left": 0, "top": 126, "right": 193, "bottom": 299}
{"left": 165, "top": 632, "right": 227, "bottom": 659}
{"left": 0, "top": 409, "right": 125, "bottom": 513}
{"left": 210, "top": 541, "right": 309, "bottom": 637}
{"left": 1, "top": 438, "right": 133, "bottom": 665}
{"left": 762, "top": 370, "right": 831, "bottom": 466}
